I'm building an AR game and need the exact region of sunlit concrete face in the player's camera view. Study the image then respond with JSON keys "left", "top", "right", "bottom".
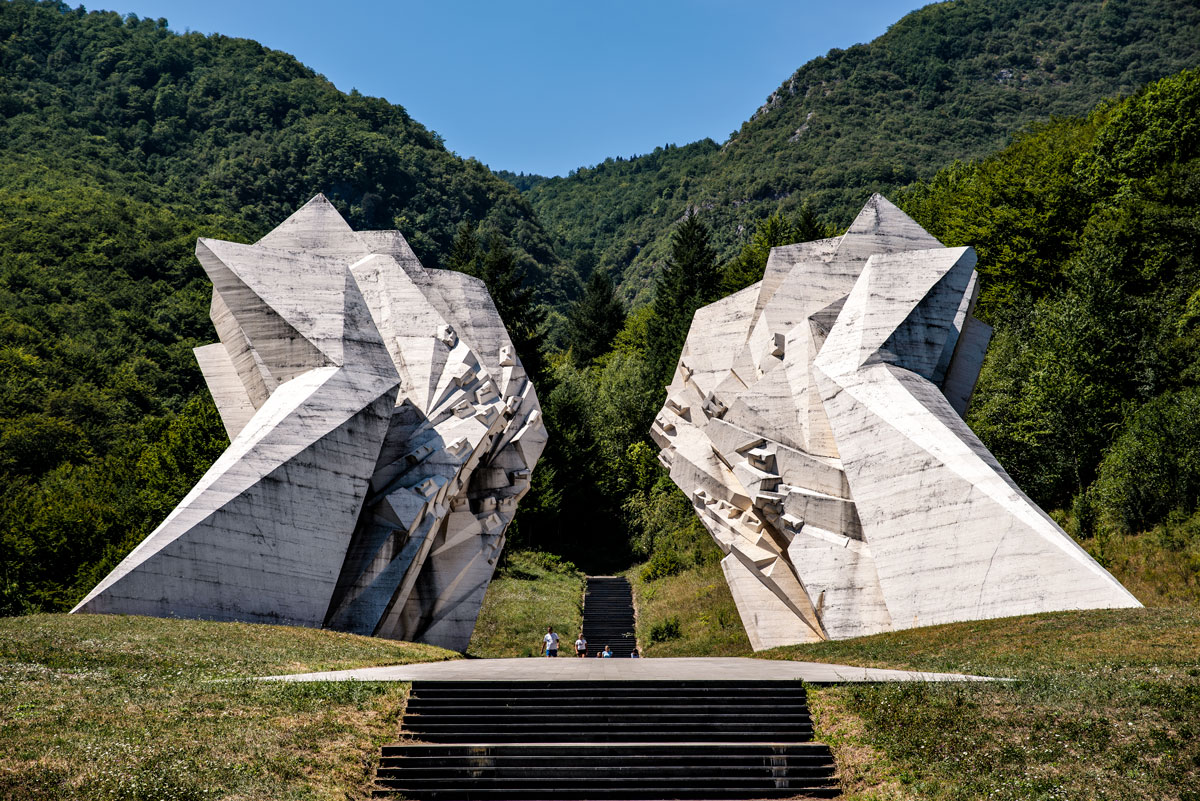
{"left": 652, "top": 194, "right": 1140, "bottom": 650}
{"left": 72, "top": 195, "right": 547, "bottom": 652}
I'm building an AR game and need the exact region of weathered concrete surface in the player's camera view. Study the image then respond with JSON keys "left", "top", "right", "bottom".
{"left": 73, "top": 196, "right": 546, "bottom": 652}
{"left": 653, "top": 194, "right": 1140, "bottom": 651}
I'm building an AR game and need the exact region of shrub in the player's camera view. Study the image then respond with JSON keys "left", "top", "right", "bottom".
{"left": 1093, "top": 388, "right": 1200, "bottom": 532}
{"left": 521, "top": 550, "right": 579, "bottom": 575}
{"left": 640, "top": 549, "right": 684, "bottom": 582}
{"left": 649, "top": 616, "right": 682, "bottom": 643}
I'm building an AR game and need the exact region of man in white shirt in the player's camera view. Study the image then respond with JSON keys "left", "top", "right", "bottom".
{"left": 542, "top": 626, "right": 560, "bottom": 657}
{"left": 575, "top": 633, "right": 588, "bottom": 658}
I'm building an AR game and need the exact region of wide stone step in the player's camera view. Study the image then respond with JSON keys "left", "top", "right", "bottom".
{"left": 401, "top": 732, "right": 815, "bottom": 743}
{"left": 375, "top": 778, "right": 839, "bottom": 790}
{"left": 373, "top": 787, "right": 839, "bottom": 799}
{"left": 409, "top": 680, "right": 808, "bottom": 691}
{"left": 378, "top": 765, "right": 836, "bottom": 780}
{"left": 405, "top": 703, "right": 810, "bottom": 715}
{"left": 407, "top": 719, "right": 814, "bottom": 730}
{"left": 409, "top": 688, "right": 808, "bottom": 694}
{"left": 379, "top": 743, "right": 830, "bottom": 757}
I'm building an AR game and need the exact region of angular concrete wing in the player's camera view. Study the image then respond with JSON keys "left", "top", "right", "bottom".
{"left": 73, "top": 195, "right": 547, "bottom": 652}
{"left": 653, "top": 194, "right": 1140, "bottom": 650}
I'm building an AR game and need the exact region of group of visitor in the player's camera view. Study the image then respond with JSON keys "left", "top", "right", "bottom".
{"left": 541, "top": 626, "right": 638, "bottom": 658}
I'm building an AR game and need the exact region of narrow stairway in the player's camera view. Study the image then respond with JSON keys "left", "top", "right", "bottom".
{"left": 581, "top": 575, "right": 638, "bottom": 657}
{"left": 373, "top": 680, "right": 840, "bottom": 798}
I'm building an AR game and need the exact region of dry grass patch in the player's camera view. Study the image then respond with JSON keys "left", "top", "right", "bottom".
{"left": 1083, "top": 529, "right": 1200, "bottom": 607}
{"left": 0, "top": 613, "right": 456, "bottom": 800}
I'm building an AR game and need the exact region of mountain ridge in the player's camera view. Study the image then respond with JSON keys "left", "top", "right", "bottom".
{"left": 520, "top": 0, "right": 1200, "bottom": 302}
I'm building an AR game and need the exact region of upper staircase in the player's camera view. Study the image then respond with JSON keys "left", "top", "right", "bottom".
{"left": 581, "top": 575, "right": 638, "bottom": 658}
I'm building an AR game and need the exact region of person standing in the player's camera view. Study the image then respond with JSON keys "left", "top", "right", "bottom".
{"left": 575, "top": 632, "right": 588, "bottom": 658}
{"left": 542, "top": 626, "right": 560, "bottom": 657}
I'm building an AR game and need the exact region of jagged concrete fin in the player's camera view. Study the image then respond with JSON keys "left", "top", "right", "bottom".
{"left": 73, "top": 196, "right": 547, "bottom": 654}
{"left": 654, "top": 192, "right": 1140, "bottom": 651}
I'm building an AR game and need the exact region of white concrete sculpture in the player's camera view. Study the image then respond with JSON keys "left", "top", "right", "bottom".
{"left": 651, "top": 194, "right": 1140, "bottom": 651}
{"left": 72, "top": 195, "right": 547, "bottom": 651}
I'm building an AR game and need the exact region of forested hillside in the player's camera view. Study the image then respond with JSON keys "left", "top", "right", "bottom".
{"left": 3, "top": 0, "right": 1199, "bottom": 614}
{"left": 521, "top": 0, "right": 1200, "bottom": 302}
{"left": 0, "top": 0, "right": 569, "bottom": 613}
{"left": 902, "top": 68, "right": 1200, "bottom": 543}
{"left": 0, "top": 1, "right": 567, "bottom": 293}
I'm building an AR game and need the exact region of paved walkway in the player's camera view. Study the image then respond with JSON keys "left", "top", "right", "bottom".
{"left": 261, "top": 656, "right": 995, "bottom": 683}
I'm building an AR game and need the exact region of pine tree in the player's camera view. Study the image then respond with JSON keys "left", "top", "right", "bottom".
{"left": 647, "top": 214, "right": 720, "bottom": 387}
{"left": 566, "top": 269, "right": 626, "bottom": 366}
{"left": 446, "top": 220, "right": 481, "bottom": 275}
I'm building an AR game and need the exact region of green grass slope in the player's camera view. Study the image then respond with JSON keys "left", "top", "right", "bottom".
{"left": 0, "top": 613, "right": 455, "bottom": 800}
{"left": 762, "top": 608, "right": 1200, "bottom": 801}
{"left": 524, "top": 0, "right": 1200, "bottom": 301}
{"left": 626, "top": 557, "right": 752, "bottom": 658}
{"left": 467, "top": 551, "right": 585, "bottom": 658}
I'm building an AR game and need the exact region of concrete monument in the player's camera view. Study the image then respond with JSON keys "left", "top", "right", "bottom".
{"left": 651, "top": 194, "right": 1140, "bottom": 650}
{"left": 73, "top": 196, "right": 547, "bottom": 651}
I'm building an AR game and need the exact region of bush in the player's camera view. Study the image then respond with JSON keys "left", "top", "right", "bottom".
{"left": 1093, "top": 388, "right": 1200, "bottom": 532}
{"left": 640, "top": 549, "right": 685, "bottom": 582}
{"left": 649, "top": 616, "right": 682, "bottom": 643}
{"left": 522, "top": 551, "right": 579, "bottom": 575}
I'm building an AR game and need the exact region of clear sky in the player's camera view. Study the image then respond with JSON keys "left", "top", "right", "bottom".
{"left": 107, "top": 1, "right": 929, "bottom": 177}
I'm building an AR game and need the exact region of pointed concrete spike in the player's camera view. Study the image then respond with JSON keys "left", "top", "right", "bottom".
{"left": 862, "top": 247, "right": 977, "bottom": 378}
{"left": 256, "top": 194, "right": 370, "bottom": 256}
{"left": 197, "top": 241, "right": 330, "bottom": 383}
{"left": 834, "top": 193, "right": 942, "bottom": 264}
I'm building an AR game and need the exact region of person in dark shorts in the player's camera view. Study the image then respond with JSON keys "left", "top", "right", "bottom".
{"left": 575, "top": 632, "right": 588, "bottom": 658}
{"left": 542, "top": 626, "right": 560, "bottom": 657}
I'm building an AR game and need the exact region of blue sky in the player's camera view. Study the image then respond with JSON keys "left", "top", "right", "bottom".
{"left": 110, "top": 1, "right": 929, "bottom": 176}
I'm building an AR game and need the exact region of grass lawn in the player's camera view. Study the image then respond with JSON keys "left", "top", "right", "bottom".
{"left": 626, "top": 557, "right": 753, "bottom": 657}
{"left": 467, "top": 550, "right": 585, "bottom": 657}
{"left": 761, "top": 607, "right": 1200, "bottom": 801}
{"left": 0, "top": 613, "right": 456, "bottom": 800}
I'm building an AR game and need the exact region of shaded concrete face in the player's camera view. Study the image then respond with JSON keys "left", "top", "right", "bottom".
{"left": 653, "top": 194, "right": 1140, "bottom": 651}
{"left": 72, "top": 195, "right": 547, "bottom": 652}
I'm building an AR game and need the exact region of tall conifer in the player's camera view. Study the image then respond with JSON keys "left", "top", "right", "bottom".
{"left": 647, "top": 214, "right": 719, "bottom": 387}
{"left": 566, "top": 270, "right": 626, "bottom": 366}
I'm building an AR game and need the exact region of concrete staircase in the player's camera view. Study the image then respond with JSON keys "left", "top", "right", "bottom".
{"left": 581, "top": 575, "right": 638, "bottom": 658}
{"left": 373, "top": 680, "right": 840, "bottom": 798}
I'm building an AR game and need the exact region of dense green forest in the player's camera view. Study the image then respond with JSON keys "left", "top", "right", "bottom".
{"left": 2, "top": 0, "right": 1199, "bottom": 613}
{"left": 903, "top": 68, "right": 1200, "bottom": 532}
{"left": 518, "top": 0, "right": 1200, "bottom": 303}
{"left": 0, "top": 1, "right": 572, "bottom": 297}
